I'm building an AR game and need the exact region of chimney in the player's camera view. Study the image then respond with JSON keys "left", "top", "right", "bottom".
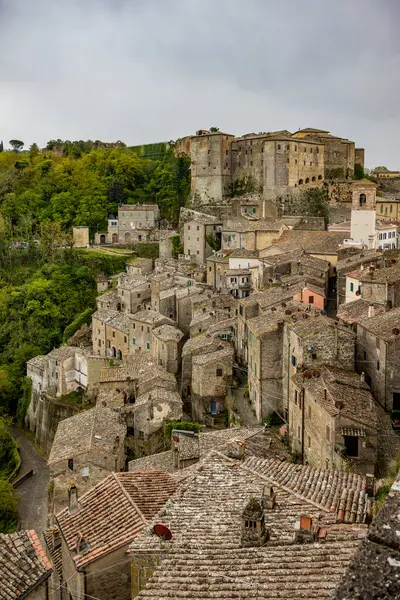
{"left": 226, "top": 440, "right": 245, "bottom": 460}
{"left": 241, "top": 497, "right": 269, "bottom": 547}
{"left": 368, "top": 304, "right": 375, "bottom": 318}
{"left": 68, "top": 481, "right": 79, "bottom": 514}
{"left": 261, "top": 485, "right": 276, "bottom": 510}
{"left": 294, "top": 515, "right": 316, "bottom": 544}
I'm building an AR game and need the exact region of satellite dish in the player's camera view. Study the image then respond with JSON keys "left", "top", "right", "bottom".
{"left": 153, "top": 523, "right": 172, "bottom": 540}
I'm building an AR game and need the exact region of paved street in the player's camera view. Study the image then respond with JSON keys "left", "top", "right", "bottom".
{"left": 11, "top": 428, "right": 49, "bottom": 534}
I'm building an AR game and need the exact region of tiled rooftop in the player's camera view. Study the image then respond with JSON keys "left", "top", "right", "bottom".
{"left": 131, "top": 309, "right": 171, "bottom": 325}
{"left": 273, "top": 230, "right": 348, "bottom": 255}
{"left": 357, "top": 262, "right": 400, "bottom": 284}
{"left": 152, "top": 324, "right": 184, "bottom": 342}
{"left": 0, "top": 530, "right": 52, "bottom": 599}
{"left": 129, "top": 452, "right": 368, "bottom": 600}
{"left": 56, "top": 470, "right": 177, "bottom": 569}
{"left": 336, "top": 250, "right": 383, "bottom": 272}
{"left": 358, "top": 307, "right": 400, "bottom": 342}
{"left": 289, "top": 314, "right": 351, "bottom": 338}
{"left": 99, "top": 352, "right": 176, "bottom": 384}
{"left": 337, "top": 299, "right": 385, "bottom": 325}
{"left": 292, "top": 367, "right": 378, "bottom": 428}
{"left": 107, "top": 311, "right": 132, "bottom": 333}
{"left": 47, "top": 346, "right": 77, "bottom": 361}
{"left": 26, "top": 355, "right": 46, "bottom": 369}
{"left": 92, "top": 308, "right": 120, "bottom": 323}
{"left": 118, "top": 274, "right": 148, "bottom": 290}
{"left": 48, "top": 407, "right": 126, "bottom": 465}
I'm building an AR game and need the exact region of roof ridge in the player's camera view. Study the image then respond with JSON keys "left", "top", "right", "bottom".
{"left": 112, "top": 472, "right": 148, "bottom": 526}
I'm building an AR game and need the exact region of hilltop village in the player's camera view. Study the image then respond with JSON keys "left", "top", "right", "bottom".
{"left": 3, "top": 127, "right": 400, "bottom": 600}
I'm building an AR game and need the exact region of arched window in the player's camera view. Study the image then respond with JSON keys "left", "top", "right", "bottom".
{"left": 305, "top": 177, "right": 310, "bottom": 184}
{"left": 298, "top": 179, "right": 303, "bottom": 185}
{"left": 312, "top": 176, "right": 316, "bottom": 182}
{"left": 318, "top": 175, "right": 322, "bottom": 180}
{"left": 359, "top": 193, "right": 366, "bottom": 206}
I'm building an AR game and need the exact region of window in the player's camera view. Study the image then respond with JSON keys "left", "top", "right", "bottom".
{"left": 139, "top": 431, "right": 144, "bottom": 439}
{"left": 376, "top": 337, "right": 380, "bottom": 349}
{"left": 291, "top": 355, "right": 297, "bottom": 367}
{"left": 308, "top": 436, "right": 311, "bottom": 449}
{"left": 132, "top": 337, "right": 136, "bottom": 345}
{"left": 132, "top": 323, "right": 135, "bottom": 329}
{"left": 112, "top": 331, "right": 115, "bottom": 338}
{"left": 308, "top": 405, "right": 311, "bottom": 419}
{"left": 146, "top": 342, "right": 150, "bottom": 350}
{"left": 377, "top": 361, "right": 380, "bottom": 371}
{"left": 216, "top": 368, "right": 223, "bottom": 377}
{"left": 312, "top": 353, "right": 317, "bottom": 360}
{"left": 278, "top": 144, "right": 281, "bottom": 150}
{"left": 310, "top": 148, "right": 313, "bottom": 153}
{"left": 364, "top": 351, "right": 367, "bottom": 360}
{"left": 350, "top": 282, "right": 354, "bottom": 292}
{"left": 326, "top": 425, "right": 330, "bottom": 442}
{"left": 303, "top": 161, "right": 306, "bottom": 166}
{"left": 141, "top": 325, "right": 144, "bottom": 332}
{"left": 124, "top": 336, "right": 127, "bottom": 343}
{"left": 147, "top": 327, "right": 150, "bottom": 333}
{"left": 380, "top": 205, "right": 383, "bottom": 213}
{"left": 197, "top": 225, "right": 199, "bottom": 231}
{"left": 188, "top": 225, "right": 190, "bottom": 231}
{"left": 305, "top": 178, "right": 310, "bottom": 183}
{"left": 304, "top": 148, "right": 307, "bottom": 153}
{"left": 98, "top": 339, "right": 101, "bottom": 346}
{"left": 68, "top": 458, "right": 74, "bottom": 470}
{"left": 308, "top": 295, "right": 314, "bottom": 304}
{"left": 299, "top": 179, "right": 303, "bottom": 185}
{"left": 390, "top": 205, "right": 393, "bottom": 213}
{"left": 359, "top": 193, "right": 366, "bottom": 206}
{"left": 297, "top": 425, "right": 301, "bottom": 439}
{"left": 343, "top": 436, "right": 358, "bottom": 457}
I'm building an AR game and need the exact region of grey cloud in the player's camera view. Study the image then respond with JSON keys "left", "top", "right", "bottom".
{"left": 0, "top": 0, "right": 399, "bottom": 168}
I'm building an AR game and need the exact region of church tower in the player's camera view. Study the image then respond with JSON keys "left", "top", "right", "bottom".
{"left": 350, "top": 179, "right": 377, "bottom": 249}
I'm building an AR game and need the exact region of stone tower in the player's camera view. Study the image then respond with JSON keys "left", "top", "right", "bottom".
{"left": 190, "top": 130, "right": 234, "bottom": 206}
{"left": 350, "top": 179, "right": 377, "bottom": 249}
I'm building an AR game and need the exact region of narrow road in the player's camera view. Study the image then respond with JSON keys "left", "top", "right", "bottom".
{"left": 11, "top": 428, "right": 49, "bottom": 535}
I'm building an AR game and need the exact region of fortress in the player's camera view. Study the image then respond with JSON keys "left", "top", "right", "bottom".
{"left": 175, "top": 127, "right": 365, "bottom": 207}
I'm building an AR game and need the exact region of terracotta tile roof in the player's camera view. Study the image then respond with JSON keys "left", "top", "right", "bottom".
{"left": 243, "top": 455, "right": 372, "bottom": 523}
{"left": 129, "top": 452, "right": 367, "bottom": 600}
{"left": 131, "top": 309, "right": 172, "bottom": 325}
{"left": 56, "top": 470, "right": 177, "bottom": 569}
{"left": 0, "top": 530, "right": 52, "bottom": 599}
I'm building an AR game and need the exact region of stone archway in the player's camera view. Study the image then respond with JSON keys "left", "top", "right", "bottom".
{"left": 100, "top": 234, "right": 106, "bottom": 244}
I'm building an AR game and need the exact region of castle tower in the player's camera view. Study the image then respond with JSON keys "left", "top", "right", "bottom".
{"left": 350, "top": 179, "right": 377, "bottom": 249}
{"left": 190, "top": 130, "right": 234, "bottom": 206}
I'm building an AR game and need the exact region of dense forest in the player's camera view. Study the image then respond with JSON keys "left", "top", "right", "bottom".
{"left": 0, "top": 140, "right": 191, "bottom": 239}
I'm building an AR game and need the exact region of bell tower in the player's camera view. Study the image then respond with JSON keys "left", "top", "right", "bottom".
{"left": 350, "top": 179, "right": 377, "bottom": 249}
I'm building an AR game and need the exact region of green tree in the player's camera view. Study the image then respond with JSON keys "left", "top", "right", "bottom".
{"left": 9, "top": 140, "right": 24, "bottom": 153}
{"left": 209, "top": 127, "right": 220, "bottom": 132}
{"left": 354, "top": 164, "right": 364, "bottom": 180}
{"left": 0, "top": 141, "right": 3, "bottom": 152}
{"left": 0, "top": 479, "right": 19, "bottom": 533}
{"left": 29, "top": 143, "right": 39, "bottom": 160}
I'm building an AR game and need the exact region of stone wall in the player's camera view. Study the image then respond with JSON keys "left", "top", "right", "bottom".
{"left": 27, "top": 392, "right": 81, "bottom": 456}
{"left": 190, "top": 132, "right": 233, "bottom": 204}
{"left": 87, "top": 545, "right": 131, "bottom": 600}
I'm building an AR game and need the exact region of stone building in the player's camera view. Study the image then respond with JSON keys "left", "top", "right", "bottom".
{"left": 96, "top": 288, "right": 121, "bottom": 311}
{"left": 356, "top": 307, "right": 400, "bottom": 414}
{"left": 0, "top": 530, "right": 53, "bottom": 600}
{"left": 48, "top": 406, "right": 127, "bottom": 516}
{"left": 283, "top": 314, "right": 356, "bottom": 421}
{"left": 105, "top": 312, "right": 131, "bottom": 359}
{"left": 128, "top": 450, "right": 373, "bottom": 599}
{"left": 72, "top": 226, "right": 89, "bottom": 248}
{"left": 126, "top": 257, "right": 153, "bottom": 276}
{"left": 190, "top": 345, "right": 234, "bottom": 423}
{"left": 117, "top": 273, "right": 151, "bottom": 313}
{"left": 130, "top": 309, "right": 173, "bottom": 351}
{"left": 53, "top": 470, "right": 177, "bottom": 600}
{"left": 354, "top": 261, "right": 400, "bottom": 308}
{"left": 182, "top": 210, "right": 222, "bottom": 265}
{"left": 190, "top": 130, "right": 234, "bottom": 203}
{"left": 289, "top": 367, "right": 378, "bottom": 474}
{"left": 150, "top": 324, "right": 184, "bottom": 374}
{"left": 121, "top": 387, "right": 182, "bottom": 457}
{"left": 247, "top": 302, "right": 318, "bottom": 421}
{"left": 206, "top": 252, "right": 230, "bottom": 289}
{"left": 336, "top": 249, "right": 383, "bottom": 306}
{"left": 221, "top": 219, "right": 286, "bottom": 251}
{"left": 292, "top": 128, "right": 360, "bottom": 178}
{"left": 376, "top": 196, "right": 400, "bottom": 220}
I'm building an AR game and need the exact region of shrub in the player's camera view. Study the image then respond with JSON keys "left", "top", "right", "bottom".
{"left": 0, "top": 479, "right": 19, "bottom": 533}
{"left": 63, "top": 307, "right": 94, "bottom": 343}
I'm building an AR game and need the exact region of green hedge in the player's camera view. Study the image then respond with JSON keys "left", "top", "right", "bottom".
{"left": 135, "top": 242, "right": 159, "bottom": 260}
{"left": 164, "top": 420, "right": 201, "bottom": 440}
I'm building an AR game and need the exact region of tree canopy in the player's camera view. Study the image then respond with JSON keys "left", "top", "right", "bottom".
{"left": 0, "top": 141, "right": 190, "bottom": 239}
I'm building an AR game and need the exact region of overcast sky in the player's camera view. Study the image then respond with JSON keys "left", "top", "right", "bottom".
{"left": 0, "top": 0, "right": 398, "bottom": 168}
